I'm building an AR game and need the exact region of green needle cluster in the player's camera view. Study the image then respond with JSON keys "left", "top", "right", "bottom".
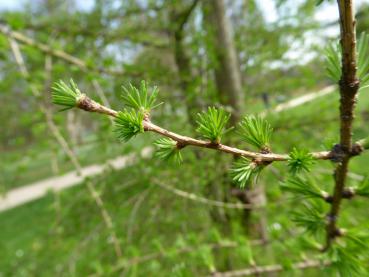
{"left": 230, "top": 157, "right": 263, "bottom": 188}
{"left": 52, "top": 79, "right": 83, "bottom": 110}
{"left": 238, "top": 115, "right": 272, "bottom": 151}
{"left": 288, "top": 147, "right": 315, "bottom": 175}
{"left": 121, "top": 80, "right": 162, "bottom": 113}
{"left": 154, "top": 138, "right": 183, "bottom": 164}
{"left": 114, "top": 110, "right": 144, "bottom": 142}
{"left": 196, "top": 107, "right": 231, "bottom": 143}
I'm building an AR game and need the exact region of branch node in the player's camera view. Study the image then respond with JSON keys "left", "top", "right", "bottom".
{"left": 342, "top": 187, "right": 355, "bottom": 199}
{"left": 350, "top": 142, "right": 364, "bottom": 156}
{"left": 326, "top": 213, "right": 337, "bottom": 223}
{"left": 176, "top": 141, "right": 186, "bottom": 149}
{"left": 323, "top": 192, "right": 334, "bottom": 203}
{"left": 330, "top": 144, "right": 346, "bottom": 162}
{"left": 76, "top": 94, "right": 95, "bottom": 112}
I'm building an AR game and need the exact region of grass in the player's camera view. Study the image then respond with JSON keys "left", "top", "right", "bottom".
{"left": 0, "top": 133, "right": 150, "bottom": 191}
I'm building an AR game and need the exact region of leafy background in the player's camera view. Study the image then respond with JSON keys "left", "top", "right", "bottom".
{"left": 1, "top": 0, "right": 369, "bottom": 276}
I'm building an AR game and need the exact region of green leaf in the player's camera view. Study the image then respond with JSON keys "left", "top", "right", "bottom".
{"left": 121, "top": 80, "right": 162, "bottom": 113}
{"left": 324, "top": 42, "right": 341, "bottom": 82}
{"left": 325, "top": 33, "right": 369, "bottom": 88}
{"left": 280, "top": 176, "right": 327, "bottom": 200}
{"left": 357, "top": 33, "right": 369, "bottom": 86}
{"left": 291, "top": 200, "right": 325, "bottom": 235}
{"left": 354, "top": 177, "right": 369, "bottom": 197}
{"left": 196, "top": 107, "right": 231, "bottom": 143}
{"left": 288, "top": 148, "right": 315, "bottom": 175}
{"left": 154, "top": 138, "right": 183, "bottom": 164}
{"left": 114, "top": 110, "right": 144, "bottom": 142}
{"left": 238, "top": 115, "right": 272, "bottom": 151}
{"left": 327, "top": 245, "right": 367, "bottom": 277}
{"left": 230, "top": 157, "right": 263, "bottom": 188}
{"left": 52, "top": 79, "right": 83, "bottom": 110}
{"left": 345, "top": 230, "right": 369, "bottom": 250}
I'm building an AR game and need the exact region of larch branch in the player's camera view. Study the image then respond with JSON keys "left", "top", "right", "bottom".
{"left": 75, "top": 94, "right": 345, "bottom": 163}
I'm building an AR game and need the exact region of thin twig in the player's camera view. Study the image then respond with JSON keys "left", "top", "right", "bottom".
{"left": 73, "top": 94, "right": 366, "bottom": 163}
{"left": 74, "top": 95, "right": 338, "bottom": 162}
{"left": 126, "top": 187, "right": 152, "bottom": 243}
{"left": 7, "top": 36, "right": 123, "bottom": 259}
{"left": 92, "top": 79, "right": 114, "bottom": 124}
{"left": 210, "top": 260, "right": 330, "bottom": 277}
{"left": 0, "top": 23, "right": 124, "bottom": 76}
{"left": 102, "top": 240, "right": 264, "bottom": 276}
{"left": 153, "top": 179, "right": 255, "bottom": 209}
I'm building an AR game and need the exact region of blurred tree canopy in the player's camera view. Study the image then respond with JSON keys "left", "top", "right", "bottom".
{"left": 1, "top": 0, "right": 369, "bottom": 276}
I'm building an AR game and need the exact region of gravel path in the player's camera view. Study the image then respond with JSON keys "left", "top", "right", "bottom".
{"left": 0, "top": 147, "right": 152, "bottom": 212}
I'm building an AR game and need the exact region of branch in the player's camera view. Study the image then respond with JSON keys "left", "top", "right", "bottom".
{"left": 325, "top": 0, "right": 360, "bottom": 249}
{"left": 356, "top": 137, "right": 369, "bottom": 150}
{"left": 210, "top": 260, "right": 330, "bottom": 277}
{"left": 104, "top": 240, "right": 264, "bottom": 276}
{"left": 176, "top": 0, "right": 200, "bottom": 34}
{"left": 0, "top": 23, "right": 125, "bottom": 76}
{"left": 7, "top": 36, "right": 123, "bottom": 259}
{"left": 74, "top": 94, "right": 336, "bottom": 162}
{"left": 153, "top": 179, "right": 255, "bottom": 209}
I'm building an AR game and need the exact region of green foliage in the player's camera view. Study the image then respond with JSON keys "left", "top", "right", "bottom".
{"left": 328, "top": 244, "right": 368, "bottom": 277}
{"left": 345, "top": 229, "right": 369, "bottom": 250}
{"left": 325, "top": 33, "right": 369, "bottom": 88}
{"left": 288, "top": 148, "right": 314, "bottom": 175}
{"left": 196, "top": 107, "right": 231, "bottom": 143}
{"left": 324, "top": 43, "right": 341, "bottom": 82}
{"left": 235, "top": 236, "right": 254, "bottom": 265}
{"left": 154, "top": 138, "right": 182, "bottom": 164}
{"left": 280, "top": 176, "right": 326, "bottom": 200}
{"left": 238, "top": 116, "right": 272, "bottom": 150}
{"left": 357, "top": 33, "right": 369, "bottom": 88}
{"left": 230, "top": 157, "right": 263, "bottom": 188}
{"left": 291, "top": 200, "right": 325, "bottom": 235}
{"left": 354, "top": 177, "right": 369, "bottom": 197}
{"left": 121, "top": 81, "right": 161, "bottom": 113}
{"left": 114, "top": 110, "right": 144, "bottom": 142}
{"left": 52, "top": 79, "right": 82, "bottom": 110}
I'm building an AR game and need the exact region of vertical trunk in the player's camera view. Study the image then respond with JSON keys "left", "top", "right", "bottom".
{"left": 170, "top": 1, "right": 201, "bottom": 126}
{"left": 325, "top": 0, "right": 359, "bottom": 249}
{"left": 203, "top": 0, "right": 244, "bottom": 123}
{"left": 203, "top": 0, "right": 268, "bottom": 239}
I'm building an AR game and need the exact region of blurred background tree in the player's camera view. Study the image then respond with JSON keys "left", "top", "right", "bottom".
{"left": 1, "top": 0, "right": 369, "bottom": 276}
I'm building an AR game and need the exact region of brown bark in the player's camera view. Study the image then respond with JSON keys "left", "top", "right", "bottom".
{"left": 203, "top": 0, "right": 244, "bottom": 122}
{"left": 76, "top": 95, "right": 338, "bottom": 162}
{"left": 325, "top": 0, "right": 360, "bottom": 249}
{"left": 171, "top": 0, "right": 202, "bottom": 125}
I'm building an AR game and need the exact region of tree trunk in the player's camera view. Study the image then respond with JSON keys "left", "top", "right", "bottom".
{"left": 203, "top": 0, "right": 268, "bottom": 238}
{"left": 203, "top": 0, "right": 244, "bottom": 123}
{"left": 170, "top": 1, "right": 202, "bottom": 126}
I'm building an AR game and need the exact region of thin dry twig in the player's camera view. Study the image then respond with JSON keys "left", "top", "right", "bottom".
{"left": 74, "top": 95, "right": 339, "bottom": 162}
{"left": 152, "top": 179, "right": 255, "bottom": 209}
{"left": 0, "top": 23, "right": 124, "bottom": 76}
{"left": 7, "top": 36, "right": 123, "bottom": 259}
{"left": 210, "top": 259, "right": 330, "bottom": 277}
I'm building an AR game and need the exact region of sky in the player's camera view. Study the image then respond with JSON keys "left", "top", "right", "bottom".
{"left": 1, "top": 0, "right": 368, "bottom": 24}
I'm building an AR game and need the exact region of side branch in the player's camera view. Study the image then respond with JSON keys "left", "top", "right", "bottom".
{"left": 0, "top": 23, "right": 124, "bottom": 76}
{"left": 210, "top": 259, "right": 330, "bottom": 277}
{"left": 75, "top": 95, "right": 337, "bottom": 162}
